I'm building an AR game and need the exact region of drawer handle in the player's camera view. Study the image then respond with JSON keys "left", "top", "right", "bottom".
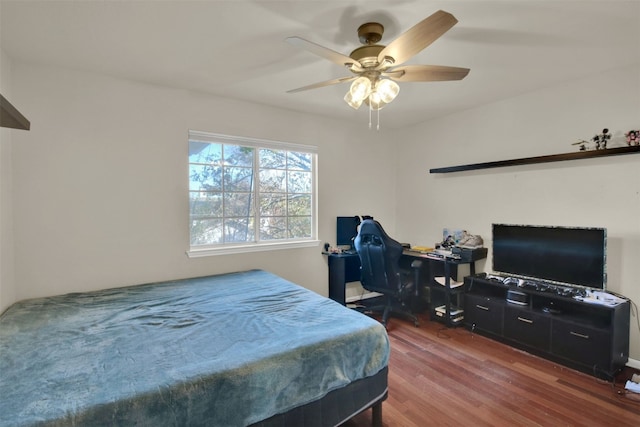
{"left": 517, "top": 316, "right": 533, "bottom": 324}
{"left": 476, "top": 305, "right": 489, "bottom": 311}
{"left": 570, "top": 331, "right": 590, "bottom": 339}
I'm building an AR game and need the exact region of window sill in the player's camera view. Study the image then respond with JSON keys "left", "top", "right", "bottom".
{"left": 186, "top": 240, "right": 321, "bottom": 257}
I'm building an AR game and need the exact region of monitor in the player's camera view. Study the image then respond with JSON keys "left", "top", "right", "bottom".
{"left": 336, "top": 216, "right": 361, "bottom": 248}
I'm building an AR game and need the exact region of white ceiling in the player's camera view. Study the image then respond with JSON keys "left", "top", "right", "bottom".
{"left": 1, "top": 0, "right": 639, "bottom": 129}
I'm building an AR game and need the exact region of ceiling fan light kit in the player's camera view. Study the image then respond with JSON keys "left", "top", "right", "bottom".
{"left": 286, "top": 10, "right": 469, "bottom": 129}
{"left": 343, "top": 75, "right": 399, "bottom": 111}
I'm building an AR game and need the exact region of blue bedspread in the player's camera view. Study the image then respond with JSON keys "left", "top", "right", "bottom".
{"left": 0, "top": 270, "right": 389, "bottom": 427}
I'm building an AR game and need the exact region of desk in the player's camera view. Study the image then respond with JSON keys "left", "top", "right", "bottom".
{"left": 403, "top": 249, "right": 487, "bottom": 327}
{"left": 326, "top": 252, "right": 361, "bottom": 305}
{"left": 325, "top": 249, "right": 487, "bottom": 327}
{"left": 325, "top": 251, "right": 426, "bottom": 310}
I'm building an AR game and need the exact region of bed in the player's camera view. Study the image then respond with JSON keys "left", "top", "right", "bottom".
{"left": 0, "top": 269, "right": 390, "bottom": 427}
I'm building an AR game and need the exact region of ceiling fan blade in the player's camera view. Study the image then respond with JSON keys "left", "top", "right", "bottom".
{"left": 383, "top": 65, "right": 470, "bottom": 82}
{"left": 285, "top": 36, "right": 363, "bottom": 72}
{"left": 287, "top": 76, "right": 357, "bottom": 93}
{"left": 377, "top": 10, "right": 458, "bottom": 66}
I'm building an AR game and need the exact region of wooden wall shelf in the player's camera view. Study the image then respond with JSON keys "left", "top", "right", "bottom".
{"left": 0, "top": 94, "right": 30, "bottom": 131}
{"left": 429, "top": 145, "right": 640, "bottom": 174}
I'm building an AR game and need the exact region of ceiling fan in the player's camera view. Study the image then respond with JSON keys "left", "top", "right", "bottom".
{"left": 285, "top": 10, "right": 469, "bottom": 118}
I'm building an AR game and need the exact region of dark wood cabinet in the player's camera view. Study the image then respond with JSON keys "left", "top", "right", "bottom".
{"left": 551, "top": 321, "right": 611, "bottom": 370}
{"left": 464, "top": 274, "right": 630, "bottom": 379}
{"left": 465, "top": 294, "right": 504, "bottom": 336}
{"left": 504, "top": 306, "right": 551, "bottom": 351}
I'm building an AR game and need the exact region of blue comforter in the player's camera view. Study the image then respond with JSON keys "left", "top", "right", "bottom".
{"left": 0, "top": 270, "right": 389, "bottom": 426}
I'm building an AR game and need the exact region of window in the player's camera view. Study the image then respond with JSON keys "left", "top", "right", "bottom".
{"left": 187, "top": 131, "right": 318, "bottom": 256}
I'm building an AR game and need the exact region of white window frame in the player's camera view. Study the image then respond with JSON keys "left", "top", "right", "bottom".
{"left": 186, "top": 130, "right": 319, "bottom": 257}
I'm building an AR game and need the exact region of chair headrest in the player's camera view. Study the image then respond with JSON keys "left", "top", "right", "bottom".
{"left": 358, "top": 219, "right": 391, "bottom": 241}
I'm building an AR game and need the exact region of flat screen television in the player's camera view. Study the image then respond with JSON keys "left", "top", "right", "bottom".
{"left": 492, "top": 224, "right": 607, "bottom": 290}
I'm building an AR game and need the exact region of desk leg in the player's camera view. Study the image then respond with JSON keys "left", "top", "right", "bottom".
{"left": 328, "top": 256, "right": 346, "bottom": 305}
{"left": 444, "top": 261, "right": 452, "bottom": 326}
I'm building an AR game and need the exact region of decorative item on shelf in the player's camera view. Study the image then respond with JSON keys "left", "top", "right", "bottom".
{"left": 591, "top": 128, "right": 611, "bottom": 150}
{"left": 571, "top": 139, "right": 590, "bottom": 151}
{"left": 625, "top": 130, "right": 639, "bottom": 146}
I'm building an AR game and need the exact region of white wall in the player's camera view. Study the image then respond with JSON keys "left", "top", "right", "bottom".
{"left": 6, "top": 62, "right": 396, "bottom": 306}
{"left": 394, "top": 63, "right": 640, "bottom": 360}
{"left": 0, "top": 49, "right": 16, "bottom": 312}
{"left": 5, "top": 54, "right": 639, "bottom": 362}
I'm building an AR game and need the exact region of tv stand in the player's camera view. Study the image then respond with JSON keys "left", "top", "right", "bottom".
{"left": 464, "top": 273, "right": 630, "bottom": 380}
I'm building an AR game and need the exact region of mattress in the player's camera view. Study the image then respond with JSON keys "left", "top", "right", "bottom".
{"left": 0, "top": 269, "right": 390, "bottom": 426}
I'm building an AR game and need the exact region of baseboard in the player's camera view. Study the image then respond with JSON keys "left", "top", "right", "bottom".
{"left": 627, "top": 358, "right": 640, "bottom": 370}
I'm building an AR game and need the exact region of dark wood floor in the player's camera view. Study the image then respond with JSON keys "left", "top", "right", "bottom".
{"left": 343, "top": 313, "right": 640, "bottom": 426}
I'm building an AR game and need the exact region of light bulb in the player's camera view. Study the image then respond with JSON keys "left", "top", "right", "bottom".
{"left": 349, "top": 77, "right": 372, "bottom": 101}
{"left": 376, "top": 79, "right": 399, "bottom": 103}
{"left": 344, "top": 90, "right": 364, "bottom": 109}
{"left": 365, "top": 91, "right": 387, "bottom": 110}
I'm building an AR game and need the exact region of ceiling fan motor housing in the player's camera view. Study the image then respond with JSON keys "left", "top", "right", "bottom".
{"left": 351, "top": 23, "right": 387, "bottom": 68}
{"left": 357, "top": 22, "right": 384, "bottom": 44}
{"left": 349, "top": 45, "right": 385, "bottom": 68}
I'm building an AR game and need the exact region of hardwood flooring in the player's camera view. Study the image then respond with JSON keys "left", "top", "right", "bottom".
{"left": 343, "top": 313, "right": 640, "bottom": 426}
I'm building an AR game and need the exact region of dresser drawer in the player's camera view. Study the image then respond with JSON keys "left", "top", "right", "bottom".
{"left": 465, "top": 294, "right": 504, "bottom": 335}
{"left": 504, "top": 306, "right": 551, "bottom": 351}
{"left": 551, "top": 321, "right": 611, "bottom": 369}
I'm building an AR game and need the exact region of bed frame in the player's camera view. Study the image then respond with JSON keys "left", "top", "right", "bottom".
{"left": 253, "top": 367, "right": 387, "bottom": 427}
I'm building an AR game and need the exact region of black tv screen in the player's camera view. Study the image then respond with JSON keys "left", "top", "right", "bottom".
{"left": 492, "top": 224, "right": 607, "bottom": 289}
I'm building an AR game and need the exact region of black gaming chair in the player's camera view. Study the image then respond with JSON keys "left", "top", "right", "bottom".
{"left": 354, "top": 219, "right": 422, "bottom": 327}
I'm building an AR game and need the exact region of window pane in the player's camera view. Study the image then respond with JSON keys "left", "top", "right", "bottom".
{"left": 287, "top": 170, "right": 311, "bottom": 193}
{"left": 190, "top": 218, "right": 223, "bottom": 245}
{"left": 224, "top": 218, "right": 255, "bottom": 242}
{"left": 224, "top": 166, "right": 254, "bottom": 191}
{"left": 259, "top": 148, "right": 286, "bottom": 169}
{"left": 288, "top": 216, "right": 312, "bottom": 238}
{"left": 189, "top": 164, "right": 222, "bottom": 191}
{"left": 189, "top": 132, "right": 316, "bottom": 250}
{"left": 260, "top": 217, "right": 287, "bottom": 240}
{"left": 288, "top": 194, "right": 311, "bottom": 216}
{"left": 259, "top": 169, "right": 286, "bottom": 192}
{"left": 189, "top": 141, "right": 222, "bottom": 164}
{"left": 288, "top": 151, "right": 312, "bottom": 171}
{"left": 190, "top": 192, "right": 223, "bottom": 217}
{"left": 224, "top": 192, "right": 255, "bottom": 217}
{"left": 259, "top": 193, "right": 287, "bottom": 216}
{"left": 223, "top": 144, "right": 254, "bottom": 166}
